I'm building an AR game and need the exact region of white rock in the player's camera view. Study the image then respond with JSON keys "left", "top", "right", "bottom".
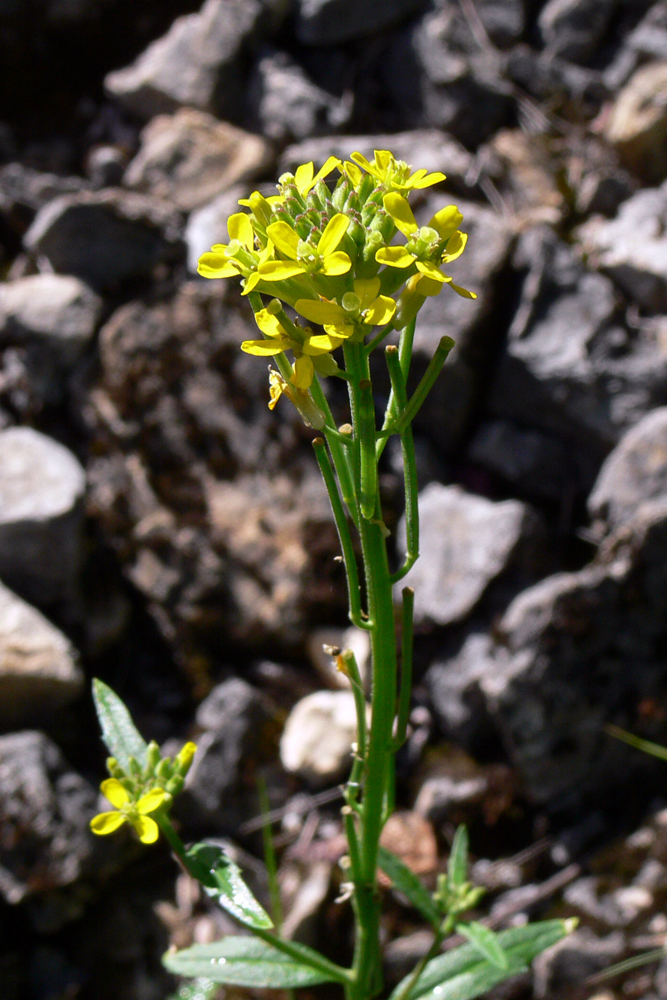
{"left": 186, "top": 185, "right": 246, "bottom": 272}
{"left": 0, "top": 428, "right": 86, "bottom": 606}
{"left": 0, "top": 580, "right": 83, "bottom": 726}
{"left": 280, "top": 690, "right": 361, "bottom": 786}
{"left": 0, "top": 274, "right": 101, "bottom": 364}
{"left": 306, "top": 626, "right": 370, "bottom": 690}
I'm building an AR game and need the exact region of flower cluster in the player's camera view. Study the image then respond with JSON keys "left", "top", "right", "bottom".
{"left": 90, "top": 740, "right": 197, "bottom": 844}
{"left": 198, "top": 150, "right": 475, "bottom": 422}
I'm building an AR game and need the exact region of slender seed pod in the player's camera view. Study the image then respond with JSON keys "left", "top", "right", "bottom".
{"left": 358, "top": 379, "right": 378, "bottom": 520}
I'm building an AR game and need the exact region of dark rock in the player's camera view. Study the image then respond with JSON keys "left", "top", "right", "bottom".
{"left": 0, "top": 732, "right": 100, "bottom": 915}
{"left": 489, "top": 226, "right": 667, "bottom": 484}
{"left": 467, "top": 420, "right": 574, "bottom": 502}
{"left": 396, "top": 484, "right": 545, "bottom": 628}
{"left": 506, "top": 44, "right": 607, "bottom": 113}
{"left": 0, "top": 274, "right": 101, "bottom": 366}
{"left": 577, "top": 184, "right": 667, "bottom": 313}
{"left": 538, "top": 0, "right": 620, "bottom": 65}
{"left": 23, "top": 190, "right": 183, "bottom": 292}
{"left": 532, "top": 928, "right": 624, "bottom": 998}
{"left": 105, "top": 0, "right": 265, "bottom": 121}
{"left": 0, "top": 163, "right": 86, "bottom": 239}
{"left": 185, "top": 185, "right": 247, "bottom": 273}
{"left": 468, "top": 0, "right": 526, "bottom": 49}
{"left": 195, "top": 676, "right": 267, "bottom": 731}
{"left": 604, "top": 61, "right": 667, "bottom": 185}
{"left": 124, "top": 109, "right": 271, "bottom": 213}
{"left": 0, "top": 427, "right": 86, "bottom": 609}
{"left": 425, "top": 633, "right": 502, "bottom": 747}
{"left": 480, "top": 498, "right": 667, "bottom": 804}
{"left": 0, "top": 581, "right": 83, "bottom": 729}
{"left": 248, "top": 50, "right": 351, "bottom": 144}
{"left": 483, "top": 128, "right": 566, "bottom": 226}
{"left": 84, "top": 145, "right": 127, "bottom": 189}
{"left": 588, "top": 407, "right": 667, "bottom": 535}
{"left": 627, "top": 1, "right": 667, "bottom": 63}
{"left": 294, "top": 0, "right": 426, "bottom": 45}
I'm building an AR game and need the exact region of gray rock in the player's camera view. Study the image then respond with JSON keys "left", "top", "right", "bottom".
{"left": 588, "top": 407, "right": 667, "bottom": 534}
{"left": 467, "top": 0, "right": 526, "bottom": 49}
{"left": 532, "top": 928, "right": 624, "bottom": 998}
{"left": 85, "top": 145, "right": 127, "bottom": 189}
{"left": 105, "top": 0, "right": 264, "bottom": 120}
{"left": 124, "top": 109, "right": 271, "bottom": 213}
{"left": 480, "top": 498, "right": 667, "bottom": 804}
{"left": 577, "top": 184, "right": 667, "bottom": 313}
{"left": 0, "top": 732, "right": 98, "bottom": 909}
{"left": 489, "top": 226, "right": 667, "bottom": 479}
{"left": 506, "top": 43, "right": 608, "bottom": 110}
{"left": 0, "top": 274, "right": 101, "bottom": 365}
{"left": 195, "top": 676, "right": 267, "bottom": 731}
{"left": 538, "top": 0, "right": 620, "bottom": 64}
{"left": 279, "top": 130, "right": 473, "bottom": 197}
{"left": 24, "top": 189, "right": 183, "bottom": 291}
{"left": 467, "top": 420, "right": 574, "bottom": 502}
{"left": 295, "top": 0, "right": 426, "bottom": 45}
{"left": 604, "top": 61, "right": 667, "bottom": 185}
{"left": 185, "top": 185, "right": 246, "bottom": 273}
{"left": 0, "top": 163, "right": 86, "bottom": 239}
{"left": 627, "top": 1, "right": 667, "bottom": 63}
{"left": 0, "top": 427, "right": 86, "bottom": 607}
{"left": 414, "top": 773, "right": 488, "bottom": 824}
{"left": 0, "top": 580, "right": 83, "bottom": 728}
{"left": 248, "top": 50, "right": 351, "bottom": 144}
{"left": 397, "top": 484, "right": 539, "bottom": 627}
{"left": 280, "top": 690, "right": 361, "bottom": 786}
{"left": 425, "top": 633, "right": 498, "bottom": 746}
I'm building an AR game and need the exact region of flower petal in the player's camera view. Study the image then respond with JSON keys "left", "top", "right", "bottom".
{"left": 353, "top": 277, "right": 381, "bottom": 308}
{"left": 291, "top": 355, "right": 314, "bottom": 389}
{"left": 136, "top": 788, "right": 168, "bottom": 814}
{"left": 415, "top": 261, "right": 449, "bottom": 283}
{"left": 227, "top": 213, "right": 254, "bottom": 249}
{"left": 383, "top": 193, "right": 418, "bottom": 236}
{"left": 266, "top": 221, "right": 300, "bottom": 259}
{"left": 374, "top": 150, "right": 393, "bottom": 174}
{"left": 132, "top": 815, "right": 160, "bottom": 844}
{"left": 429, "top": 205, "right": 463, "bottom": 241}
{"left": 303, "top": 333, "right": 344, "bottom": 353}
{"left": 414, "top": 274, "right": 445, "bottom": 296}
{"left": 100, "top": 778, "right": 130, "bottom": 809}
{"left": 90, "top": 811, "right": 127, "bottom": 836}
{"left": 375, "top": 246, "right": 415, "bottom": 268}
{"left": 241, "top": 271, "right": 261, "bottom": 294}
{"left": 319, "top": 251, "right": 351, "bottom": 275}
{"left": 294, "top": 161, "right": 314, "bottom": 195}
{"left": 312, "top": 155, "right": 341, "bottom": 187}
{"left": 318, "top": 214, "right": 350, "bottom": 257}
{"left": 258, "top": 260, "right": 305, "bottom": 280}
{"left": 197, "top": 255, "right": 240, "bottom": 279}
{"left": 363, "top": 295, "right": 396, "bottom": 326}
{"left": 350, "top": 151, "right": 376, "bottom": 177}
{"left": 441, "top": 230, "right": 468, "bottom": 263}
{"left": 241, "top": 338, "right": 292, "bottom": 356}
{"left": 449, "top": 282, "right": 477, "bottom": 299}
{"left": 342, "top": 161, "right": 363, "bottom": 186}
{"left": 294, "top": 299, "right": 346, "bottom": 325}
{"left": 254, "top": 308, "right": 286, "bottom": 338}
{"left": 411, "top": 170, "right": 446, "bottom": 189}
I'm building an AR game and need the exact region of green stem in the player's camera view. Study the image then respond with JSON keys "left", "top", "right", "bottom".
{"left": 250, "top": 925, "right": 353, "bottom": 985}
{"left": 310, "top": 376, "right": 359, "bottom": 526}
{"left": 384, "top": 345, "right": 420, "bottom": 584}
{"left": 394, "top": 587, "right": 414, "bottom": 750}
{"left": 393, "top": 335, "right": 455, "bottom": 435}
{"left": 258, "top": 776, "right": 283, "bottom": 934}
{"left": 392, "top": 918, "right": 453, "bottom": 1000}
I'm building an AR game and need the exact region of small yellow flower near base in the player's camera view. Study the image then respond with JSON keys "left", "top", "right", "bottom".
{"left": 90, "top": 778, "right": 167, "bottom": 844}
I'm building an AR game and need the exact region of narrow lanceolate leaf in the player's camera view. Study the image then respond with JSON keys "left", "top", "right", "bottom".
{"left": 388, "top": 920, "right": 573, "bottom": 1000}
{"left": 163, "top": 937, "right": 337, "bottom": 989}
{"left": 92, "top": 678, "right": 148, "bottom": 772}
{"left": 165, "top": 976, "right": 218, "bottom": 1000}
{"left": 378, "top": 846, "right": 441, "bottom": 927}
{"left": 457, "top": 922, "right": 508, "bottom": 969}
{"left": 184, "top": 843, "right": 273, "bottom": 930}
{"left": 447, "top": 825, "right": 469, "bottom": 890}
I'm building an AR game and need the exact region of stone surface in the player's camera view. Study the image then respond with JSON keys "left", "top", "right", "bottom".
{"left": 588, "top": 407, "right": 667, "bottom": 535}
{"left": 489, "top": 226, "right": 667, "bottom": 480}
{"left": 0, "top": 427, "right": 86, "bottom": 608}
{"left": 538, "top": 0, "right": 620, "bottom": 65}
{"left": 0, "top": 732, "right": 100, "bottom": 911}
{"left": 605, "top": 61, "right": 667, "bottom": 185}
{"left": 485, "top": 128, "right": 565, "bottom": 225}
{"left": 0, "top": 163, "right": 86, "bottom": 237}
{"left": 105, "top": 0, "right": 264, "bottom": 120}
{"left": 480, "top": 498, "right": 667, "bottom": 804}
{"left": 124, "top": 110, "right": 271, "bottom": 213}
{"left": 397, "top": 484, "right": 539, "bottom": 627}
{"left": 280, "top": 690, "right": 360, "bottom": 786}
{"left": 185, "top": 185, "right": 246, "bottom": 273}
{"left": 0, "top": 274, "right": 101, "bottom": 365}
{"left": 295, "top": 0, "right": 426, "bottom": 45}
{"left": 23, "top": 189, "right": 183, "bottom": 292}
{"left": 467, "top": 420, "right": 573, "bottom": 502}
{"left": 577, "top": 184, "right": 667, "bottom": 313}
{"left": 0, "top": 581, "right": 83, "bottom": 728}
{"left": 249, "top": 51, "right": 351, "bottom": 143}
{"left": 532, "top": 929, "right": 624, "bottom": 998}
{"left": 306, "top": 626, "right": 370, "bottom": 691}
{"left": 425, "top": 633, "right": 498, "bottom": 747}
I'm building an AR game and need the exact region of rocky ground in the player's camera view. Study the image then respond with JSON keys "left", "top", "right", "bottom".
{"left": 4, "top": 1, "right": 667, "bottom": 998}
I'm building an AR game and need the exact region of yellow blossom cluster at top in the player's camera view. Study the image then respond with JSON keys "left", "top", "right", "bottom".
{"left": 197, "top": 150, "right": 475, "bottom": 419}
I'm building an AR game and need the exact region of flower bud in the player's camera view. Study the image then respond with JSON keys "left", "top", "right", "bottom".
{"left": 332, "top": 177, "right": 351, "bottom": 211}
{"left": 106, "top": 757, "right": 124, "bottom": 779}
{"left": 175, "top": 741, "right": 198, "bottom": 776}
{"left": 145, "top": 741, "right": 161, "bottom": 776}
{"left": 128, "top": 756, "right": 142, "bottom": 777}
{"left": 165, "top": 774, "right": 185, "bottom": 795}
{"left": 156, "top": 757, "right": 173, "bottom": 781}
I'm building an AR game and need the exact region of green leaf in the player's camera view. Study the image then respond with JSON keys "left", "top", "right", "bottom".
{"left": 184, "top": 843, "right": 273, "bottom": 930}
{"left": 163, "top": 937, "right": 337, "bottom": 988}
{"left": 165, "top": 976, "right": 218, "bottom": 1000}
{"left": 388, "top": 919, "right": 573, "bottom": 1000}
{"left": 378, "top": 846, "right": 441, "bottom": 927}
{"left": 457, "top": 922, "right": 508, "bottom": 969}
{"left": 447, "top": 825, "right": 469, "bottom": 890}
{"left": 92, "top": 678, "right": 148, "bottom": 772}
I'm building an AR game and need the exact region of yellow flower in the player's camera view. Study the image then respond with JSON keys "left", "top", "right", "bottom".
{"left": 348, "top": 149, "right": 446, "bottom": 193}
{"left": 258, "top": 213, "right": 351, "bottom": 282}
{"left": 90, "top": 778, "right": 167, "bottom": 844}
{"left": 294, "top": 278, "right": 396, "bottom": 338}
{"left": 289, "top": 156, "right": 341, "bottom": 198}
{"left": 375, "top": 194, "right": 475, "bottom": 297}
{"left": 268, "top": 370, "right": 326, "bottom": 429}
{"left": 197, "top": 212, "right": 271, "bottom": 294}
{"left": 242, "top": 308, "right": 347, "bottom": 389}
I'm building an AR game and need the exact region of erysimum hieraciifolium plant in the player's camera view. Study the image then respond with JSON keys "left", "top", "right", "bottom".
{"left": 90, "top": 150, "right": 574, "bottom": 1000}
